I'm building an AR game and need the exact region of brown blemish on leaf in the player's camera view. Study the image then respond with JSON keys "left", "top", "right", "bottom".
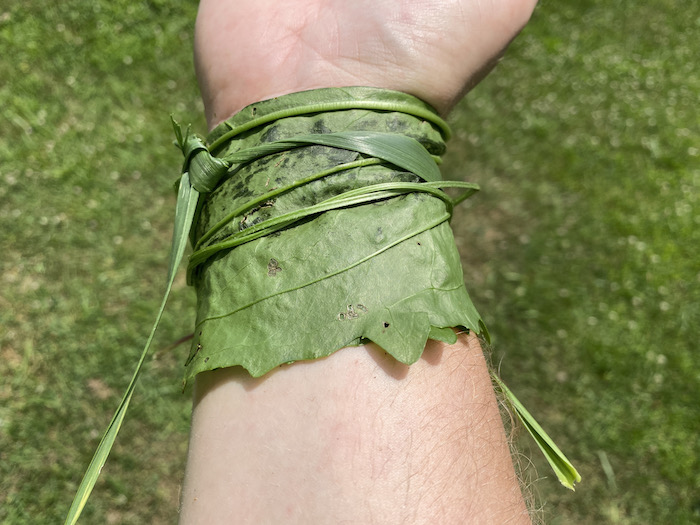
{"left": 337, "top": 304, "right": 368, "bottom": 321}
{"left": 267, "top": 258, "right": 282, "bottom": 276}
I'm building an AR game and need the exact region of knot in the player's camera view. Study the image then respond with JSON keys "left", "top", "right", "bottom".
{"left": 172, "top": 117, "right": 230, "bottom": 193}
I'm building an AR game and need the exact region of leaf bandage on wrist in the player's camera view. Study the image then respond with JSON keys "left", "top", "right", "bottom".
{"left": 66, "top": 90, "right": 578, "bottom": 523}
{"left": 181, "top": 87, "right": 487, "bottom": 384}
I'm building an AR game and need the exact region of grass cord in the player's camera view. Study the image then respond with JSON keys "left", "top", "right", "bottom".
{"left": 493, "top": 375, "right": 582, "bottom": 490}
{"left": 64, "top": 172, "right": 199, "bottom": 524}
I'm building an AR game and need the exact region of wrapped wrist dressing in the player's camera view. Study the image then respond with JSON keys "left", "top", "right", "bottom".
{"left": 65, "top": 87, "right": 579, "bottom": 525}
{"left": 183, "top": 87, "right": 486, "bottom": 383}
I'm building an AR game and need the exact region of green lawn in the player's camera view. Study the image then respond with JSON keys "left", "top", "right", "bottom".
{"left": 1, "top": 1, "right": 698, "bottom": 523}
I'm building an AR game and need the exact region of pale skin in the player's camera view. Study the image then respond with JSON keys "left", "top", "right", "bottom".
{"left": 180, "top": 1, "right": 537, "bottom": 523}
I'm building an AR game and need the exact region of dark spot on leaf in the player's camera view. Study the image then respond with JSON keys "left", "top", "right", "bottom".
{"left": 375, "top": 227, "right": 384, "bottom": 243}
{"left": 261, "top": 126, "right": 280, "bottom": 143}
{"left": 185, "top": 343, "right": 203, "bottom": 367}
{"left": 311, "top": 121, "right": 332, "bottom": 135}
{"left": 383, "top": 322, "right": 390, "bottom": 328}
{"left": 417, "top": 242, "right": 421, "bottom": 246}
{"left": 267, "top": 258, "right": 282, "bottom": 276}
{"left": 338, "top": 304, "right": 367, "bottom": 320}
{"left": 204, "top": 357, "right": 209, "bottom": 363}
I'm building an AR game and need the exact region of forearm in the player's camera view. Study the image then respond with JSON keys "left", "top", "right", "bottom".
{"left": 181, "top": 2, "right": 536, "bottom": 521}
{"left": 180, "top": 333, "right": 529, "bottom": 524}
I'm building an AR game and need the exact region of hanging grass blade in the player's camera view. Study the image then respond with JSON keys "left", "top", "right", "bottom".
{"left": 492, "top": 375, "right": 582, "bottom": 490}
{"left": 64, "top": 173, "right": 199, "bottom": 524}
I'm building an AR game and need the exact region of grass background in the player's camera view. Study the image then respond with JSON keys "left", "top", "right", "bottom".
{"left": 1, "top": 0, "right": 698, "bottom": 523}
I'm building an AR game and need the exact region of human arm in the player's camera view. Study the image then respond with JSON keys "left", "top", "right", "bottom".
{"left": 180, "top": 1, "right": 537, "bottom": 523}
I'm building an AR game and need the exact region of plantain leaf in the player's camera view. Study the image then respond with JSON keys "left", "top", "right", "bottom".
{"left": 183, "top": 87, "right": 578, "bottom": 490}
{"left": 183, "top": 88, "right": 485, "bottom": 381}
{"left": 207, "top": 85, "right": 452, "bottom": 153}
{"left": 64, "top": 173, "right": 198, "bottom": 525}
{"left": 492, "top": 375, "right": 582, "bottom": 490}
{"left": 225, "top": 131, "right": 442, "bottom": 182}
{"left": 186, "top": 180, "right": 479, "bottom": 281}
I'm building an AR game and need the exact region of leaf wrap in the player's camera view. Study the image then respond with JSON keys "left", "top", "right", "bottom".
{"left": 183, "top": 87, "right": 485, "bottom": 382}
{"left": 66, "top": 89, "right": 579, "bottom": 524}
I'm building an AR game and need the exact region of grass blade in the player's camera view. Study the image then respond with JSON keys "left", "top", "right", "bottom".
{"left": 493, "top": 374, "right": 581, "bottom": 490}
{"left": 227, "top": 131, "right": 442, "bottom": 182}
{"left": 64, "top": 173, "right": 198, "bottom": 524}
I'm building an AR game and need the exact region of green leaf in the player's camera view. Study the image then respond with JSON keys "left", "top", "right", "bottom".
{"left": 184, "top": 88, "right": 484, "bottom": 381}
{"left": 492, "top": 375, "right": 582, "bottom": 490}
{"left": 183, "top": 87, "right": 577, "bottom": 492}
{"left": 64, "top": 173, "right": 198, "bottom": 524}
{"left": 186, "top": 180, "right": 478, "bottom": 280}
{"left": 207, "top": 86, "right": 452, "bottom": 152}
{"left": 226, "top": 131, "right": 442, "bottom": 182}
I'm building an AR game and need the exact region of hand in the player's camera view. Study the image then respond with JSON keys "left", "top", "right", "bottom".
{"left": 194, "top": 0, "right": 537, "bottom": 127}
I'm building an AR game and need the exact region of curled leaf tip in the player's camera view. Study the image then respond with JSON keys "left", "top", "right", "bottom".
{"left": 170, "top": 115, "right": 190, "bottom": 151}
